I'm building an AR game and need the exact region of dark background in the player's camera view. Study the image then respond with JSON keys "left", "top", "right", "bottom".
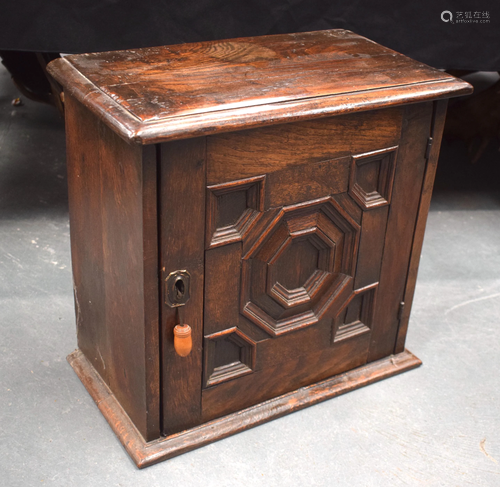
{"left": 0, "top": 0, "right": 499, "bottom": 70}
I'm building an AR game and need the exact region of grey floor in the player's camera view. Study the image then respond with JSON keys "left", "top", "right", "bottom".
{"left": 1, "top": 63, "right": 499, "bottom": 487}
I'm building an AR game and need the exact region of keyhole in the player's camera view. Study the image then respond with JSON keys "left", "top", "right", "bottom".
{"left": 165, "top": 270, "right": 190, "bottom": 308}
{"left": 175, "top": 278, "right": 185, "bottom": 301}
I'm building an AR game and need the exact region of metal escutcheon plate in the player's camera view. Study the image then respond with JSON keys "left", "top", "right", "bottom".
{"left": 165, "top": 270, "right": 191, "bottom": 308}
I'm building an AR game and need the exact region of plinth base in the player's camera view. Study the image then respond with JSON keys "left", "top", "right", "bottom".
{"left": 67, "top": 349, "right": 421, "bottom": 468}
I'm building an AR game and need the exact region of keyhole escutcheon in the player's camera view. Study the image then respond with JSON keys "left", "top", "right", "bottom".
{"left": 165, "top": 270, "right": 191, "bottom": 308}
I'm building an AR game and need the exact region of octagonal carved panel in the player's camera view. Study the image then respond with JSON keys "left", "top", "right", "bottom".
{"left": 241, "top": 196, "right": 360, "bottom": 336}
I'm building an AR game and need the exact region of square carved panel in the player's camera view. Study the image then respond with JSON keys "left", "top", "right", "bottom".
{"left": 206, "top": 175, "right": 266, "bottom": 248}
{"left": 349, "top": 146, "right": 398, "bottom": 210}
{"left": 204, "top": 328, "right": 257, "bottom": 387}
{"left": 332, "top": 282, "right": 378, "bottom": 342}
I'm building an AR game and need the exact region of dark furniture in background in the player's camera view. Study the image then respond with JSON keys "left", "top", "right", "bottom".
{"left": 2, "top": 4, "right": 498, "bottom": 162}
{"left": 1, "top": 2, "right": 499, "bottom": 69}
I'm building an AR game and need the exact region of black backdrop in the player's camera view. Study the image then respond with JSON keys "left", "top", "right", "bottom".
{"left": 0, "top": 0, "right": 499, "bottom": 70}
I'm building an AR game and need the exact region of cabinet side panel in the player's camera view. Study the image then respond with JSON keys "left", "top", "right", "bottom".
{"left": 160, "top": 138, "right": 206, "bottom": 436}
{"left": 368, "top": 102, "right": 432, "bottom": 362}
{"left": 65, "top": 94, "right": 159, "bottom": 440}
{"left": 395, "top": 100, "right": 449, "bottom": 353}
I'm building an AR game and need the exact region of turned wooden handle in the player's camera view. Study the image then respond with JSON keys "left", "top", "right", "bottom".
{"left": 173, "top": 324, "right": 192, "bottom": 357}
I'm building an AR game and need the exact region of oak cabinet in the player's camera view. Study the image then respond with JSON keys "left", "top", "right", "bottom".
{"left": 48, "top": 29, "right": 472, "bottom": 468}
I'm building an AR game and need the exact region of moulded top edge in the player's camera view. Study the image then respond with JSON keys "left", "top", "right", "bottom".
{"left": 47, "top": 29, "right": 473, "bottom": 143}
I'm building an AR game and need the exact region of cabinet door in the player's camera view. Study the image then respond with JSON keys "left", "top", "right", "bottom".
{"left": 200, "top": 103, "right": 432, "bottom": 423}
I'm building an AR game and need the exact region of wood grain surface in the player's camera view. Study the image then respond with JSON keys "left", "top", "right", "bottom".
{"left": 200, "top": 106, "right": 420, "bottom": 424}
{"left": 59, "top": 28, "right": 471, "bottom": 464}
{"left": 394, "top": 99, "right": 449, "bottom": 353}
{"left": 65, "top": 94, "right": 160, "bottom": 441}
{"left": 159, "top": 138, "right": 206, "bottom": 436}
{"left": 47, "top": 29, "right": 472, "bottom": 144}
{"left": 67, "top": 348, "right": 421, "bottom": 468}
{"left": 368, "top": 103, "right": 432, "bottom": 362}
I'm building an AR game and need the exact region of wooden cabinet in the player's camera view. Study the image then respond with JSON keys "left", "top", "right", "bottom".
{"left": 48, "top": 29, "right": 472, "bottom": 468}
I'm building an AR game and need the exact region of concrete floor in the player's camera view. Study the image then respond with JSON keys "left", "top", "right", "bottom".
{"left": 1, "top": 63, "right": 499, "bottom": 486}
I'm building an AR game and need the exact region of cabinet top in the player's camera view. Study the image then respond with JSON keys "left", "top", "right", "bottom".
{"left": 48, "top": 29, "right": 472, "bottom": 144}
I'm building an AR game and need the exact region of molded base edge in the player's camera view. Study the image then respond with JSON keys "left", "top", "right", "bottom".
{"left": 67, "top": 348, "right": 421, "bottom": 468}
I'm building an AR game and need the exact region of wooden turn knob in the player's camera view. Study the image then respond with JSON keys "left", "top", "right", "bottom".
{"left": 173, "top": 324, "right": 192, "bottom": 357}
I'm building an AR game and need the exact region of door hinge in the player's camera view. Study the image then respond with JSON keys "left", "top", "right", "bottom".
{"left": 398, "top": 302, "right": 405, "bottom": 320}
{"left": 425, "top": 137, "right": 434, "bottom": 159}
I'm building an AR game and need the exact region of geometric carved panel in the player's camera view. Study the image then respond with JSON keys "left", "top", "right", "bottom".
{"left": 206, "top": 175, "right": 266, "bottom": 248}
{"left": 349, "top": 146, "right": 398, "bottom": 210}
{"left": 332, "top": 282, "right": 378, "bottom": 343}
{"left": 241, "top": 196, "right": 361, "bottom": 336}
{"left": 204, "top": 327, "right": 257, "bottom": 387}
